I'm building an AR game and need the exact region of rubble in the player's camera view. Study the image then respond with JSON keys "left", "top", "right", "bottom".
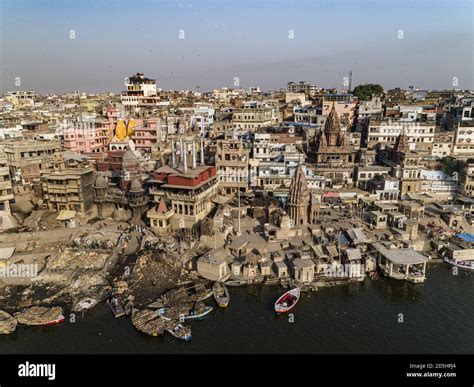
{"left": 0, "top": 310, "right": 17, "bottom": 334}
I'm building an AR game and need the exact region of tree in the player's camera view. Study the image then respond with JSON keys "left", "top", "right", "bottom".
{"left": 352, "top": 84, "right": 384, "bottom": 101}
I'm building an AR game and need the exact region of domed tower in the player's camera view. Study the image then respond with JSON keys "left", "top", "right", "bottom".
{"left": 287, "top": 163, "right": 309, "bottom": 227}
{"left": 120, "top": 150, "right": 141, "bottom": 191}
{"left": 128, "top": 177, "right": 147, "bottom": 222}
{"left": 94, "top": 173, "right": 108, "bottom": 219}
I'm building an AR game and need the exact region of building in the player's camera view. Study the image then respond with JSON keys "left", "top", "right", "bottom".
{"left": 460, "top": 159, "right": 474, "bottom": 197}
{"left": 321, "top": 94, "right": 356, "bottom": 127}
{"left": 366, "top": 119, "right": 435, "bottom": 150}
{"left": 3, "top": 139, "right": 60, "bottom": 184}
{"left": 232, "top": 106, "right": 279, "bottom": 130}
{"left": 286, "top": 162, "right": 319, "bottom": 227}
{"left": 452, "top": 121, "right": 474, "bottom": 156}
{"left": 121, "top": 72, "right": 159, "bottom": 107}
{"left": 94, "top": 150, "right": 147, "bottom": 221}
{"left": 216, "top": 139, "right": 249, "bottom": 196}
{"left": 41, "top": 153, "right": 94, "bottom": 214}
{"left": 379, "top": 132, "right": 423, "bottom": 195}
{"left": 287, "top": 81, "right": 320, "bottom": 96}
{"left": 0, "top": 148, "right": 14, "bottom": 213}
{"left": 148, "top": 142, "right": 218, "bottom": 231}
{"left": 314, "top": 103, "right": 357, "bottom": 165}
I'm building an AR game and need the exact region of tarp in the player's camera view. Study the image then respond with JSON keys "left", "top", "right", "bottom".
{"left": 456, "top": 233, "right": 474, "bottom": 243}
{"left": 56, "top": 210, "right": 76, "bottom": 221}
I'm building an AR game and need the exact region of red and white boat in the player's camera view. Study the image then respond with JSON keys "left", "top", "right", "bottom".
{"left": 30, "top": 315, "right": 65, "bottom": 326}
{"left": 274, "top": 288, "right": 300, "bottom": 313}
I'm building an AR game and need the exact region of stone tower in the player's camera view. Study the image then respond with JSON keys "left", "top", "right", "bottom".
{"left": 287, "top": 163, "right": 309, "bottom": 227}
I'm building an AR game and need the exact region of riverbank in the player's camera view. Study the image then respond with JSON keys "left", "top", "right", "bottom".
{"left": 0, "top": 264, "right": 472, "bottom": 354}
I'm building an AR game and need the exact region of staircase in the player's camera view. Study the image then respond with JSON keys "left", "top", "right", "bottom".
{"left": 0, "top": 210, "right": 15, "bottom": 232}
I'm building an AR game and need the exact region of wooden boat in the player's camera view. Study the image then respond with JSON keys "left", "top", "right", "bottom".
{"left": 0, "top": 310, "right": 17, "bottom": 334}
{"left": 107, "top": 296, "right": 125, "bottom": 318}
{"left": 161, "top": 284, "right": 213, "bottom": 307}
{"left": 131, "top": 309, "right": 166, "bottom": 336}
{"left": 157, "top": 302, "right": 213, "bottom": 321}
{"left": 274, "top": 287, "right": 300, "bottom": 314}
{"left": 213, "top": 282, "right": 230, "bottom": 308}
{"left": 224, "top": 280, "right": 247, "bottom": 287}
{"left": 443, "top": 256, "right": 474, "bottom": 270}
{"left": 166, "top": 321, "right": 192, "bottom": 342}
{"left": 16, "top": 306, "right": 65, "bottom": 326}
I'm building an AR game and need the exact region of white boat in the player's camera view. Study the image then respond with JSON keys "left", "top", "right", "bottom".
{"left": 443, "top": 256, "right": 474, "bottom": 270}
{"left": 166, "top": 322, "right": 192, "bottom": 342}
{"left": 274, "top": 288, "right": 300, "bottom": 314}
{"left": 213, "top": 282, "right": 230, "bottom": 308}
{"left": 157, "top": 303, "right": 213, "bottom": 321}
{"left": 72, "top": 297, "right": 98, "bottom": 312}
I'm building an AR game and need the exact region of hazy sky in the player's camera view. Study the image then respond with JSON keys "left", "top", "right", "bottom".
{"left": 0, "top": 0, "right": 472, "bottom": 93}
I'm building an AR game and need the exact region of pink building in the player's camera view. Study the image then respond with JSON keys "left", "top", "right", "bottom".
{"left": 132, "top": 118, "right": 161, "bottom": 155}
{"left": 64, "top": 106, "right": 121, "bottom": 155}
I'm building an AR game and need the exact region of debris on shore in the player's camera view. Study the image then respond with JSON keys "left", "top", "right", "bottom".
{"left": 0, "top": 310, "right": 17, "bottom": 334}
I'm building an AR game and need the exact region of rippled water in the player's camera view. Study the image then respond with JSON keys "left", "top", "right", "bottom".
{"left": 1, "top": 263, "right": 472, "bottom": 354}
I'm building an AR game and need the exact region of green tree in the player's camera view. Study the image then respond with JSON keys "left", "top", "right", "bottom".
{"left": 352, "top": 84, "right": 384, "bottom": 101}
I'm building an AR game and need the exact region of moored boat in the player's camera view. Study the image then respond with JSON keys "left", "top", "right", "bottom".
{"left": 443, "top": 256, "right": 474, "bottom": 270}
{"left": 166, "top": 321, "right": 192, "bottom": 342}
{"left": 15, "top": 306, "right": 65, "bottom": 326}
{"left": 212, "top": 282, "right": 230, "bottom": 308}
{"left": 131, "top": 309, "right": 167, "bottom": 336}
{"left": 274, "top": 287, "right": 300, "bottom": 314}
{"left": 107, "top": 296, "right": 125, "bottom": 318}
{"left": 157, "top": 302, "right": 213, "bottom": 321}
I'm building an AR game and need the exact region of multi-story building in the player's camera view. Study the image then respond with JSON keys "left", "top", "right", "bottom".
{"left": 3, "top": 139, "right": 60, "bottom": 184}
{"left": 366, "top": 118, "right": 435, "bottom": 150}
{"left": 121, "top": 73, "right": 159, "bottom": 107}
{"left": 62, "top": 119, "right": 112, "bottom": 155}
{"left": 0, "top": 148, "right": 14, "bottom": 213}
{"left": 431, "top": 131, "right": 454, "bottom": 158}
{"left": 232, "top": 106, "right": 279, "bottom": 130}
{"left": 148, "top": 143, "right": 218, "bottom": 231}
{"left": 41, "top": 153, "right": 95, "bottom": 214}
{"left": 216, "top": 139, "right": 249, "bottom": 196}
{"left": 460, "top": 159, "right": 474, "bottom": 198}
{"left": 287, "top": 81, "right": 321, "bottom": 96}
{"left": 452, "top": 121, "right": 474, "bottom": 156}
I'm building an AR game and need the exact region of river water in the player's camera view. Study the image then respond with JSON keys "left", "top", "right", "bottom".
{"left": 1, "top": 263, "right": 472, "bottom": 354}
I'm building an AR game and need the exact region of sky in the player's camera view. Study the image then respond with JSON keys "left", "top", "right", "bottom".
{"left": 0, "top": 0, "right": 472, "bottom": 93}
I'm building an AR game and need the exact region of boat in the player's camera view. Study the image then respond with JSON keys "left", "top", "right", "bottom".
{"left": 213, "top": 282, "right": 230, "bottom": 308}
{"left": 131, "top": 309, "right": 166, "bottom": 336}
{"left": 72, "top": 297, "right": 98, "bottom": 312}
{"left": 443, "top": 256, "right": 474, "bottom": 270}
{"left": 161, "top": 284, "right": 213, "bottom": 306}
{"left": 107, "top": 296, "right": 125, "bottom": 318}
{"left": 224, "top": 280, "right": 247, "bottom": 287}
{"left": 274, "top": 287, "right": 300, "bottom": 314}
{"left": 166, "top": 321, "right": 192, "bottom": 342}
{"left": 0, "top": 310, "right": 17, "bottom": 334}
{"left": 15, "top": 306, "right": 65, "bottom": 326}
{"left": 157, "top": 302, "right": 213, "bottom": 321}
